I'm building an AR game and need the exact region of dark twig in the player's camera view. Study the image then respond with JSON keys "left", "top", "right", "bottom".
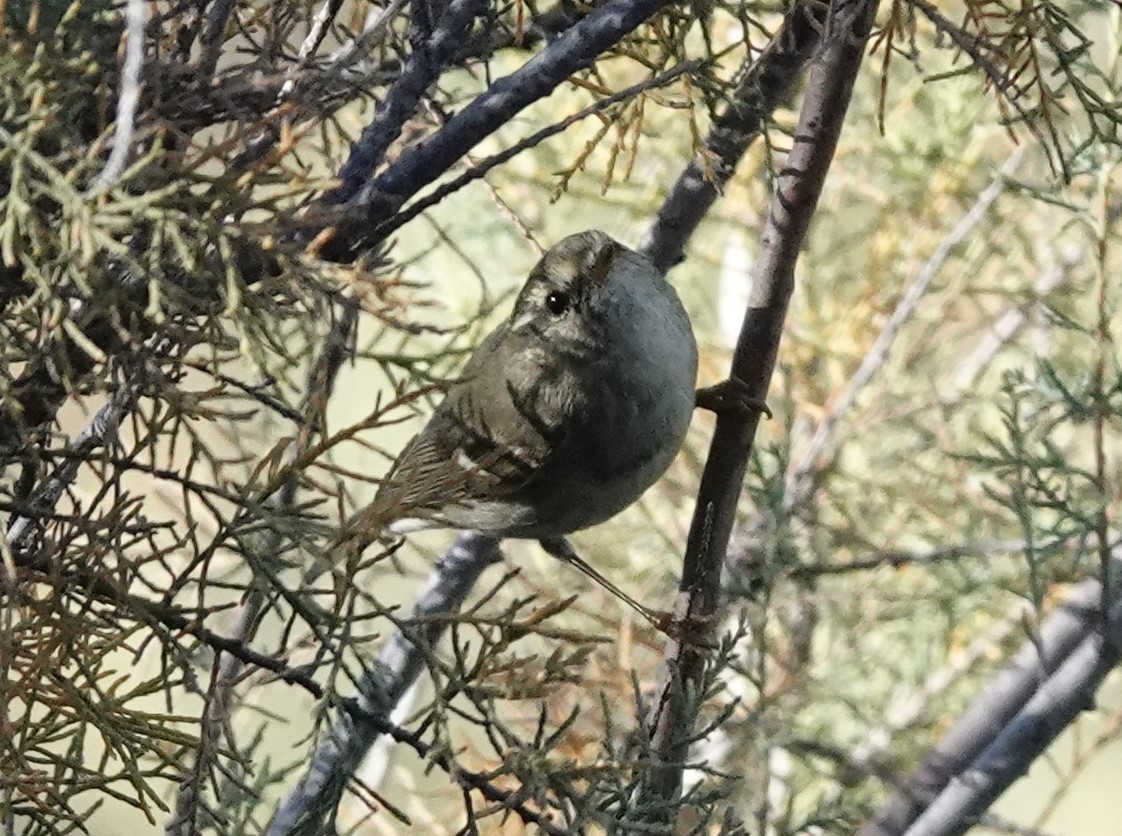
{"left": 381, "top": 61, "right": 701, "bottom": 237}
{"left": 317, "top": 0, "right": 680, "bottom": 261}
{"left": 641, "top": 0, "right": 827, "bottom": 273}
{"left": 631, "top": 0, "right": 877, "bottom": 821}
{"left": 267, "top": 532, "right": 504, "bottom": 835}
{"left": 198, "top": 0, "right": 239, "bottom": 80}
{"left": 328, "top": 0, "right": 488, "bottom": 204}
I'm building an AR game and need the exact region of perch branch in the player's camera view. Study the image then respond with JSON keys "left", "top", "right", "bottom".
{"left": 632, "top": 0, "right": 877, "bottom": 821}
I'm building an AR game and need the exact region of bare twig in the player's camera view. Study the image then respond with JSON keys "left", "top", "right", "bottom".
{"left": 784, "top": 149, "right": 1025, "bottom": 510}
{"left": 323, "top": 0, "right": 411, "bottom": 73}
{"left": 198, "top": 0, "right": 239, "bottom": 80}
{"left": 632, "top": 0, "right": 877, "bottom": 821}
{"left": 286, "top": 0, "right": 347, "bottom": 98}
{"left": 945, "top": 246, "right": 1077, "bottom": 400}
{"left": 328, "top": 0, "right": 488, "bottom": 204}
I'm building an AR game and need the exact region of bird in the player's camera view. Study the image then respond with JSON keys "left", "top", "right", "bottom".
{"left": 342, "top": 230, "right": 699, "bottom": 621}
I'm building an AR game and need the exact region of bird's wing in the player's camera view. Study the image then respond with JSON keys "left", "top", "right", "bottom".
{"left": 370, "top": 324, "right": 572, "bottom": 525}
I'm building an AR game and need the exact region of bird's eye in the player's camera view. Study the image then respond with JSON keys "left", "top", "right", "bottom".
{"left": 545, "top": 290, "right": 570, "bottom": 315}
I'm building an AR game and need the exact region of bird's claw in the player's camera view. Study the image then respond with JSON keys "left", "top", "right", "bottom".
{"left": 695, "top": 378, "right": 772, "bottom": 418}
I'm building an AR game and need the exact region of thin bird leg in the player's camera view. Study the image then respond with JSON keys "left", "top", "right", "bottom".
{"left": 538, "top": 536, "right": 663, "bottom": 629}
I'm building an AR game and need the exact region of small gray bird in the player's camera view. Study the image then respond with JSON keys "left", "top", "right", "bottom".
{"left": 346, "top": 231, "right": 698, "bottom": 610}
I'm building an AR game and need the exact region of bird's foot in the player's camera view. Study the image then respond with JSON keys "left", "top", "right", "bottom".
{"left": 695, "top": 378, "right": 771, "bottom": 418}
{"left": 653, "top": 611, "right": 718, "bottom": 649}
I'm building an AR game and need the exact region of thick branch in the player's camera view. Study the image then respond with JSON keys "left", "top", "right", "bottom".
{"left": 328, "top": 0, "right": 487, "bottom": 204}
{"left": 632, "top": 0, "right": 877, "bottom": 821}
{"left": 859, "top": 572, "right": 1120, "bottom": 836}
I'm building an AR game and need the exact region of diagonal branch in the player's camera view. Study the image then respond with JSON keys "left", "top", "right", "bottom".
{"left": 858, "top": 566, "right": 1122, "bottom": 836}
{"left": 4, "top": 374, "right": 138, "bottom": 560}
{"left": 316, "top": 0, "right": 680, "bottom": 261}
{"left": 904, "top": 597, "right": 1121, "bottom": 836}
{"left": 266, "top": 532, "right": 503, "bottom": 836}
{"left": 641, "top": 0, "right": 827, "bottom": 273}
{"left": 328, "top": 0, "right": 488, "bottom": 204}
{"left": 631, "top": 0, "right": 878, "bottom": 822}
{"left": 380, "top": 60, "right": 700, "bottom": 237}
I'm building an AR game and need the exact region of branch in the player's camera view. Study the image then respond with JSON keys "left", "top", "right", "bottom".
{"left": 317, "top": 0, "right": 679, "bottom": 261}
{"left": 632, "top": 0, "right": 877, "bottom": 821}
{"left": 903, "top": 586, "right": 1122, "bottom": 836}
{"left": 4, "top": 377, "right": 138, "bottom": 557}
{"left": 640, "top": 0, "right": 827, "bottom": 273}
{"left": 328, "top": 0, "right": 488, "bottom": 204}
{"left": 267, "top": 532, "right": 503, "bottom": 835}
{"left": 380, "top": 60, "right": 700, "bottom": 237}
{"left": 88, "top": 0, "right": 148, "bottom": 195}
{"left": 197, "top": 0, "right": 239, "bottom": 80}
{"left": 858, "top": 570, "right": 1119, "bottom": 836}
